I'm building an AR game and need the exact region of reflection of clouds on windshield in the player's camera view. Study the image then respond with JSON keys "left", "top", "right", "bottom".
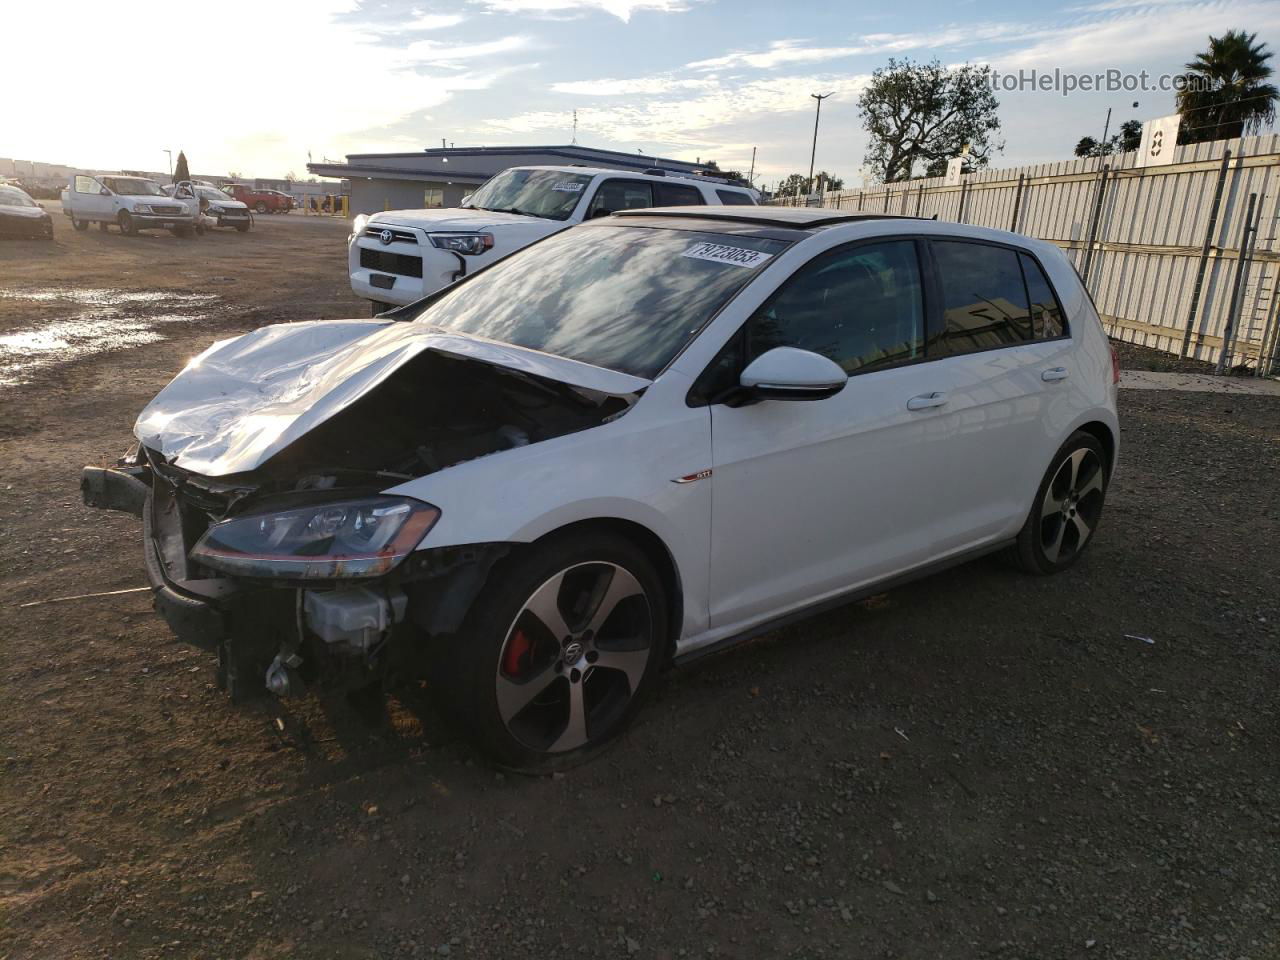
{"left": 420, "top": 226, "right": 785, "bottom": 379}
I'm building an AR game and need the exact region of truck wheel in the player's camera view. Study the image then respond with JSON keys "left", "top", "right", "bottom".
{"left": 117, "top": 211, "right": 137, "bottom": 236}
{"left": 72, "top": 217, "right": 89, "bottom": 231}
{"left": 235, "top": 222, "right": 251, "bottom": 233}
{"left": 255, "top": 201, "right": 268, "bottom": 214}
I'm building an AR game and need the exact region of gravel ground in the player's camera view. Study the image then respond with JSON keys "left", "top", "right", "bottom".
{"left": 1, "top": 216, "right": 1278, "bottom": 959}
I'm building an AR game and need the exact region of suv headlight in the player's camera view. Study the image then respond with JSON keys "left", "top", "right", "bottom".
{"left": 191, "top": 496, "right": 440, "bottom": 579}
{"left": 428, "top": 232, "right": 494, "bottom": 255}
{"left": 352, "top": 214, "right": 370, "bottom": 236}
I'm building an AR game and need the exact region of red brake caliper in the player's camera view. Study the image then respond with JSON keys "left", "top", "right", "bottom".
{"left": 503, "top": 627, "right": 533, "bottom": 677}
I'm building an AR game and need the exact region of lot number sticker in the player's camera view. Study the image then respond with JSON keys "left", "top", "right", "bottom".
{"left": 682, "top": 242, "right": 773, "bottom": 268}
{"left": 552, "top": 182, "right": 585, "bottom": 192}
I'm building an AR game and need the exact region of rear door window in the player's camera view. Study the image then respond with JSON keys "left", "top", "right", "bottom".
{"left": 1019, "top": 253, "right": 1066, "bottom": 338}
{"left": 654, "top": 182, "right": 704, "bottom": 206}
{"left": 930, "top": 240, "right": 1033, "bottom": 356}
{"left": 587, "top": 179, "right": 654, "bottom": 216}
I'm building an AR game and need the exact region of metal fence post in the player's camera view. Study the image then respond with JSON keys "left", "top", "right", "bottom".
{"left": 1255, "top": 271, "right": 1280, "bottom": 377}
{"left": 1180, "top": 148, "right": 1234, "bottom": 357}
{"left": 957, "top": 181, "right": 969, "bottom": 223}
{"left": 883, "top": 190, "right": 891, "bottom": 212}
{"left": 915, "top": 184, "right": 924, "bottom": 217}
{"left": 1216, "top": 191, "right": 1259, "bottom": 374}
{"left": 857, "top": 191, "right": 864, "bottom": 211}
{"left": 1010, "top": 173, "right": 1026, "bottom": 232}
{"left": 1081, "top": 163, "right": 1111, "bottom": 291}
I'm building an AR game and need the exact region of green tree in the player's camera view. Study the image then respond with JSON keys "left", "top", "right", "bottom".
{"left": 173, "top": 151, "right": 190, "bottom": 182}
{"left": 857, "top": 58, "right": 1002, "bottom": 183}
{"left": 1177, "top": 30, "right": 1278, "bottom": 143}
{"left": 774, "top": 173, "right": 810, "bottom": 196}
{"left": 1073, "top": 120, "right": 1142, "bottom": 158}
{"left": 813, "top": 171, "right": 845, "bottom": 191}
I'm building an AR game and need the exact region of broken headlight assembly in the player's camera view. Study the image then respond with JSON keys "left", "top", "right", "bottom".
{"left": 190, "top": 496, "right": 440, "bottom": 579}
{"left": 427, "top": 232, "right": 494, "bottom": 255}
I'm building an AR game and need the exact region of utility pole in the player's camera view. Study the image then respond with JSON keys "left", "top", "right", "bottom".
{"left": 748, "top": 146, "right": 756, "bottom": 186}
{"left": 1098, "top": 107, "right": 1112, "bottom": 156}
{"left": 807, "top": 92, "right": 834, "bottom": 196}
{"left": 163, "top": 149, "right": 172, "bottom": 177}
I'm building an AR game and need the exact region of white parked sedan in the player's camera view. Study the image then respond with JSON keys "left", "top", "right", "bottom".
{"left": 82, "top": 207, "right": 1119, "bottom": 770}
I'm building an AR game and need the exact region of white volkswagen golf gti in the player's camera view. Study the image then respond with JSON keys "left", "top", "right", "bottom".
{"left": 83, "top": 207, "right": 1119, "bottom": 770}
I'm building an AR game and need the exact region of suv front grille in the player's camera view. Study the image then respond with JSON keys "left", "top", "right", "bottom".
{"left": 150, "top": 204, "right": 183, "bottom": 215}
{"left": 364, "top": 226, "right": 418, "bottom": 244}
{"left": 360, "top": 247, "right": 423, "bottom": 278}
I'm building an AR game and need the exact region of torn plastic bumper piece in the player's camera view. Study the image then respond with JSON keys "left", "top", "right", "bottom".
{"left": 81, "top": 464, "right": 150, "bottom": 518}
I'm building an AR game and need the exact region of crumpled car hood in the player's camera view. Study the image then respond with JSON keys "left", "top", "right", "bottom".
{"left": 134, "top": 319, "right": 649, "bottom": 478}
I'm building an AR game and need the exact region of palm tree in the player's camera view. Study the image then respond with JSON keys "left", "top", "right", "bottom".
{"left": 1177, "top": 30, "right": 1278, "bottom": 143}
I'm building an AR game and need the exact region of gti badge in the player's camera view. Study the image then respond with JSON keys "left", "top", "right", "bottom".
{"left": 379, "top": 228, "right": 394, "bottom": 245}
{"left": 672, "top": 469, "right": 712, "bottom": 484}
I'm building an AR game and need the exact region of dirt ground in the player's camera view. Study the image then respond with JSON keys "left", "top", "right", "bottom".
{"left": 1, "top": 210, "right": 1278, "bottom": 960}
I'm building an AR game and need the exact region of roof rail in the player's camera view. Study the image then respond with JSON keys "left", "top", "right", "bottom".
{"left": 636, "top": 166, "right": 750, "bottom": 189}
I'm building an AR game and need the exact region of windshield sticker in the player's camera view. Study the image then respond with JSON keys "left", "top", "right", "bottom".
{"left": 552, "top": 182, "right": 585, "bottom": 192}
{"left": 681, "top": 241, "right": 774, "bottom": 268}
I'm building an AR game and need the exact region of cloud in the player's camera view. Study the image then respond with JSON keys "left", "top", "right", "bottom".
{"left": 404, "top": 34, "right": 533, "bottom": 64}
{"left": 686, "top": 26, "right": 1033, "bottom": 71}
{"left": 470, "top": 0, "right": 692, "bottom": 22}
{"left": 405, "top": 11, "right": 467, "bottom": 28}
{"left": 489, "top": 72, "right": 870, "bottom": 143}
{"left": 550, "top": 75, "right": 718, "bottom": 95}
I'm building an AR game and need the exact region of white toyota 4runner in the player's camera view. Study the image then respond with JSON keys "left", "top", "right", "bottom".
{"left": 349, "top": 165, "right": 758, "bottom": 313}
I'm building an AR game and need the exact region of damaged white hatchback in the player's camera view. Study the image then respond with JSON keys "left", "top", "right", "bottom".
{"left": 83, "top": 207, "right": 1120, "bottom": 770}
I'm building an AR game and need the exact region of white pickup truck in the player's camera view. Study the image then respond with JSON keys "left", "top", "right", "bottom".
{"left": 348, "top": 165, "right": 758, "bottom": 313}
{"left": 61, "top": 174, "right": 195, "bottom": 236}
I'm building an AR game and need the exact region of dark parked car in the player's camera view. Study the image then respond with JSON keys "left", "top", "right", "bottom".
{"left": 0, "top": 184, "right": 54, "bottom": 240}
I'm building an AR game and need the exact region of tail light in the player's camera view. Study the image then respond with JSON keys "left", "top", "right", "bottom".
{"left": 1109, "top": 344, "right": 1121, "bottom": 385}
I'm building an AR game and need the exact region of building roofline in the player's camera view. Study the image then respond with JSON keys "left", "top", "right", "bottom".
{"left": 340, "top": 145, "right": 717, "bottom": 174}
{"left": 306, "top": 162, "right": 490, "bottom": 182}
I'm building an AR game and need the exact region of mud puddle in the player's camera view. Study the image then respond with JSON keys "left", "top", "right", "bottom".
{"left": 0, "top": 287, "right": 223, "bottom": 387}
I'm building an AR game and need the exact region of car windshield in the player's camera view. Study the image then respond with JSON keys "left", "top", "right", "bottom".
{"left": 0, "top": 187, "right": 36, "bottom": 208}
{"left": 411, "top": 224, "right": 789, "bottom": 379}
{"left": 102, "top": 177, "right": 164, "bottom": 196}
{"left": 198, "top": 187, "right": 233, "bottom": 202}
{"left": 467, "top": 169, "right": 594, "bottom": 221}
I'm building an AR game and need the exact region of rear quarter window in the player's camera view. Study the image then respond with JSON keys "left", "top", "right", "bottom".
{"left": 716, "top": 189, "right": 756, "bottom": 206}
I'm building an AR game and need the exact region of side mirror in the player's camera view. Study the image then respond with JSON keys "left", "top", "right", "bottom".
{"left": 739, "top": 347, "right": 847, "bottom": 401}
{"left": 100, "top": 187, "right": 111, "bottom": 196}
{"left": 37, "top": 202, "right": 46, "bottom": 210}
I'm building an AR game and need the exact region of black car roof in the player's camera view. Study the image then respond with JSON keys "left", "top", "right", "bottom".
{"left": 613, "top": 206, "right": 925, "bottom": 230}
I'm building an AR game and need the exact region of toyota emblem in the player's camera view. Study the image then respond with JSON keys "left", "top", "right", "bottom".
{"left": 379, "top": 228, "right": 393, "bottom": 245}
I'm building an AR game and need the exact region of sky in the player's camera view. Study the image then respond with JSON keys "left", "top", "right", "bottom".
{"left": 4, "top": 0, "right": 1278, "bottom": 189}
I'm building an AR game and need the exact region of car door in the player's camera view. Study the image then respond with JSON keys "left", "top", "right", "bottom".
{"left": 74, "top": 175, "right": 109, "bottom": 220}
{"left": 704, "top": 238, "right": 950, "bottom": 629}
{"left": 914, "top": 238, "right": 1066, "bottom": 554}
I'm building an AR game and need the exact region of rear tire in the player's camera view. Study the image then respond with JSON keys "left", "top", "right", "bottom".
{"left": 446, "top": 531, "right": 667, "bottom": 772}
{"left": 255, "top": 201, "right": 268, "bottom": 214}
{"left": 1009, "top": 431, "right": 1108, "bottom": 575}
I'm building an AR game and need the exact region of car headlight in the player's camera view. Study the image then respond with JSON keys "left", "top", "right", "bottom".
{"left": 352, "top": 214, "right": 370, "bottom": 236}
{"left": 428, "top": 232, "right": 494, "bottom": 255}
{"left": 190, "top": 496, "right": 440, "bottom": 579}
{"left": 133, "top": 204, "right": 153, "bottom": 214}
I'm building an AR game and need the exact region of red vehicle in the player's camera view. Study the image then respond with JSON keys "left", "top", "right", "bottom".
{"left": 223, "top": 184, "right": 294, "bottom": 214}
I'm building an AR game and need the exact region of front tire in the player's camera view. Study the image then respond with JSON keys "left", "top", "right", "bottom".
{"left": 1009, "top": 431, "right": 1108, "bottom": 575}
{"left": 235, "top": 222, "right": 250, "bottom": 233}
{"left": 117, "top": 210, "right": 137, "bottom": 236}
{"left": 72, "top": 217, "right": 89, "bottom": 231}
{"left": 448, "top": 532, "right": 667, "bottom": 772}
